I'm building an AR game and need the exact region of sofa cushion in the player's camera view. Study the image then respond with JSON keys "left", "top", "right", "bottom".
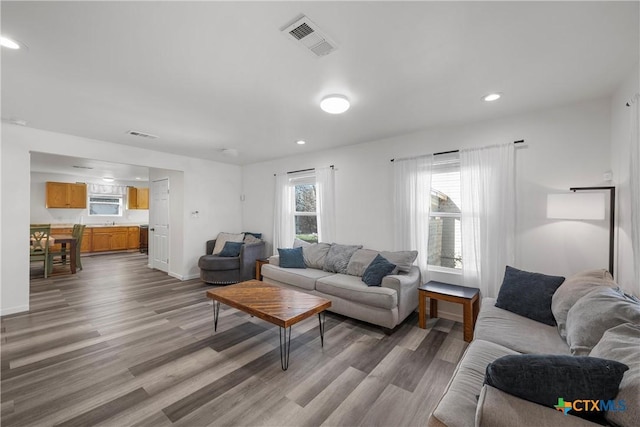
{"left": 278, "top": 247, "right": 306, "bottom": 268}
{"left": 346, "top": 249, "right": 379, "bottom": 277}
{"left": 474, "top": 298, "right": 570, "bottom": 355}
{"left": 212, "top": 232, "right": 245, "bottom": 255}
{"left": 566, "top": 287, "right": 640, "bottom": 355}
{"left": 198, "top": 255, "right": 240, "bottom": 271}
{"left": 484, "top": 354, "right": 628, "bottom": 423}
{"left": 302, "top": 242, "right": 331, "bottom": 269}
{"left": 219, "top": 241, "right": 243, "bottom": 257}
{"left": 362, "top": 254, "right": 396, "bottom": 286}
{"left": 261, "top": 264, "right": 333, "bottom": 291}
{"left": 590, "top": 323, "right": 640, "bottom": 427}
{"left": 495, "top": 266, "right": 565, "bottom": 326}
{"left": 379, "top": 250, "right": 418, "bottom": 273}
{"left": 323, "top": 244, "right": 362, "bottom": 274}
{"left": 431, "top": 339, "right": 519, "bottom": 427}
{"left": 316, "top": 274, "right": 397, "bottom": 310}
{"left": 551, "top": 269, "right": 616, "bottom": 339}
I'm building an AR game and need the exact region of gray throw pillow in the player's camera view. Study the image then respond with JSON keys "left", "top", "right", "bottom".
{"left": 302, "top": 242, "right": 331, "bottom": 269}
{"left": 323, "top": 243, "right": 362, "bottom": 274}
{"left": 590, "top": 323, "right": 640, "bottom": 427}
{"left": 293, "top": 238, "right": 311, "bottom": 248}
{"left": 551, "top": 269, "right": 616, "bottom": 339}
{"left": 566, "top": 287, "right": 640, "bottom": 355}
{"left": 495, "top": 266, "right": 565, "bottom": 326}
{"left": 379, "top": 250, "right": 418, "bottom": 273}
{"left": 346, "top": 249, "right": 379, "bottom": 277}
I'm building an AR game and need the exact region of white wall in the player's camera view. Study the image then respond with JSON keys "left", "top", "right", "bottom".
{"left": 30, "top": 172, "right": 149, "bottom": 225}
{"left": 1, "top": 125, "right": 242, "bottom": 315}
{"left": 610, "top": 62, "right": 640, "bottom": 296}
{"left": 242, "top": 98, "right": 613, "bottom": 300}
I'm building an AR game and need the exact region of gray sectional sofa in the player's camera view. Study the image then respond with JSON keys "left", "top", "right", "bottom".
{"left": 261, "top": 242, "right": 421, "bottom": 330}
{"left": 428, "top": 269, "right": 640, "bottom": 427}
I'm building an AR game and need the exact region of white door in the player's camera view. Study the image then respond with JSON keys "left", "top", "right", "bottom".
{"left": 150, "top": 178, "right": 170, "bottom": 272}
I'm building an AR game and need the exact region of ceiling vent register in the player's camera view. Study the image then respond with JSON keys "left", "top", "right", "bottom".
{"left": 126, "top": 130, "right": 158, "bottom": 139}
{"left": 282, "top": 15, "right": 337, "bottom": 57}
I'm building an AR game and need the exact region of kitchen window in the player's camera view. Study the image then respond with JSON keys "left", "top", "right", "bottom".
{"left": 88, "top": 195, "right": 124, "bottom": 216}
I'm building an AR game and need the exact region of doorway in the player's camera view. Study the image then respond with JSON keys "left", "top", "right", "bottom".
{"left": 150, "top": 178, "right": 170, "bottom": 272}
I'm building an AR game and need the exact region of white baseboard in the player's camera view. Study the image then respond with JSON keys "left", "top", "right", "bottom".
{"left": 0, "top": 304, "right": 29, "bottom": 316}
{"left": 432, "top": 309, "right": 463, "bottom": 324}
{"left": 168, "top": 271, "right": 200, "bottom": 281}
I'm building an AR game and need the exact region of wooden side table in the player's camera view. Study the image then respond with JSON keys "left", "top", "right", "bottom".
{"left": 255, "top": 258, "right": 269, "bottom": 280}
{"left": 418, "top": 281, "right": 480, "bottom": 343}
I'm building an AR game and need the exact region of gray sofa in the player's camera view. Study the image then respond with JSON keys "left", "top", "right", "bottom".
{"left": 261, "top": 243, "right": 421, "bottom": 330}
{"left": 428, "top": 269, "right": 640, "bottom": 427}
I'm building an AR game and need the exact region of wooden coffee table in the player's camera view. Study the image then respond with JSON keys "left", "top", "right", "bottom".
{"left": 206, "top": 280, "right": 331, "bottom": 370}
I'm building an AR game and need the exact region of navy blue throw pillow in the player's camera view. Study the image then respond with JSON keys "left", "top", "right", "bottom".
{"left": 219, "top": 241, "right": 244, "bottom": 257}
{"left": 243, "top": 232, "right": 262, "bottom": 239}
{"left": 495, "top": 266, "right": 565, "bottom": 325}
{"left": 278, "top": 247, "right": 306, "bottom": 268}
{"left": 485, "top": 354, "right": 628, "bottom": 423}
{"left": 362, "top": 254, "right": 396, "bottom": 286}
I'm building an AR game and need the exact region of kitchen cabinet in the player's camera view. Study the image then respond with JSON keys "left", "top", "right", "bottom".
{"left": 127, "top": 187, "right": 149, "bottom": 210}
{"left": 127, "top": 227, "right": 140, "bottom": 250}
{"left": 46, "top": 182, "right": 87, "bottom": 209}
{"left": 91, "top": 227, "right": 129, "bottom": 252}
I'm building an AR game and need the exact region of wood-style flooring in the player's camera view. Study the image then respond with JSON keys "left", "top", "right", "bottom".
{"left": 3, "top": 252, "right": 467, "bottom": 426}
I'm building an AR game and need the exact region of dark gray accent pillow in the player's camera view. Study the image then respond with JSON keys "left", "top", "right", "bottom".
{"left": 278, "top": 247, "right": 306, "bottom": 269}
{"left": 485, "top": 354, "right": 628, "bottom": 423}
{"left": 323, "top": 244, "right": 362, "bottom": 274}
{"left": 219, "top": 241, "right": 243, "bottom": 257}
{"left": 495, "top": 266, "right": 565, "bottom": 325}
{"left": 362, "top": 254, "right": 396, "bottom": 287}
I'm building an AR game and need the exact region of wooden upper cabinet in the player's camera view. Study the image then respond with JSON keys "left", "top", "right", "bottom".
{"left": 46, "top": 182, "right": 87, "bottom": 209}
{"left": 127, "top": 187, "right": 149, "bottom": 210}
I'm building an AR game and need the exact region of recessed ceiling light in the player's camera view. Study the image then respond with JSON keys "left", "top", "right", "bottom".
{"left": 102, "top": 177, "right": 115, "bottom": 182}
{"left": 296, "top": 140, "right": 306, "bottom": 145}
{"left": 483, "top": 93, "right": 502, "bottom": 102}
{"left": 0, "top": 36, "right": 20, "bottom": 50}
{"left": 320, "top": 95, "right": 350, "bottom": 114}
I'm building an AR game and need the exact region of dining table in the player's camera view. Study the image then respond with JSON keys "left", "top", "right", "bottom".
{"left": 49, "top": 234, "right": 78, "bottom": 274}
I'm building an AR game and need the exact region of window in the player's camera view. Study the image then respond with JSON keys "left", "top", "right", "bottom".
{"left": 88, "top": 195, "right": 124, "bottom": 216}
{"left": 428, "top": 154, "right": 462, "bottom": 271}
{"left": 293, "top": 176, "right": 318, "bottom": 243}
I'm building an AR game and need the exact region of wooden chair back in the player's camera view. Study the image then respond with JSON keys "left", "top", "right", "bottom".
{"left": 30, "top": 225, "right": 51, "bottom": 258}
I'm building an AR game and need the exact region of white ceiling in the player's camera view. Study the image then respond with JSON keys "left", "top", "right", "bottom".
{"left": 30, "top": 152, "right": 149, "bottom": 182}
{"left": 2, "top": 1, "right": 639, "bottom": 168}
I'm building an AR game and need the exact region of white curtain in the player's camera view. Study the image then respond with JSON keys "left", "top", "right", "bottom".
{"left": 316, "top": 167, "right": 336, "bottom": 243}
{"left": 272, "top": 174, "right": 294, "bottom": 254}
{"left": 393, "top": 155, "right": 432, "bottom": 278}
{"left": 629, "top": 95, "right": 640, "bottom": 294}
{"left": 460, "top": 143, "right": 515, "bottom": 298}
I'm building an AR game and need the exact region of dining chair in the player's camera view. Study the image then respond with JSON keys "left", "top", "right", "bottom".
{"left": 30, "top": 224, "right": 51, "bottom": 278}
{"left": 48, "top": 224, "right": 85, "bottom": 274}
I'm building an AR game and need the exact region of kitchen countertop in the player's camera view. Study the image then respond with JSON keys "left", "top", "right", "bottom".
{"left": 50, "top": 223, "right": 146, "bottom": 228}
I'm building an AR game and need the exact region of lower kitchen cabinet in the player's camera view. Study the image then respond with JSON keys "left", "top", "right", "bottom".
{"left": 91, "top": 226, "right": 137, "bottom": 252}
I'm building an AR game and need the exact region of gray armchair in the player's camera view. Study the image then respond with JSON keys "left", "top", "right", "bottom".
{"left": 198, "top": 238, "right": 266, "bottom": 285}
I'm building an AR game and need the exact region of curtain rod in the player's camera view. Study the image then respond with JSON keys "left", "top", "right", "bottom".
{"left": 273, "top": 165, "right": 334, "bottom": 176}
{"left": 390, "top": 140, "right": 525, "bottom": 162}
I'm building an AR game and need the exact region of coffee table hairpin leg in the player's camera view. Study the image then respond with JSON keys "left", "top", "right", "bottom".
{"left": 318, "top": 312, "right": 326, "bottom": 347}
{"left": 279, "top": 326, "right": 292, "bottom": 371}
{"left": 212, "top": 301, "right": 220, "bottom": 332}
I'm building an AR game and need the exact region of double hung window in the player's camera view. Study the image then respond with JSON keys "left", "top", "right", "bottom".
{"left": 428, "top": 153, "right": 462, "bottom": 271}
{"left": 292, "top": 175, "right": 318, "bottom": 244}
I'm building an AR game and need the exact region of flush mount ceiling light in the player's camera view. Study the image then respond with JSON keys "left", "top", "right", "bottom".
{"left": 296, "top": 140, "right": 306, "bottom": 145}
{"left": 0, "top": 36, "right": 20, "bottom": 49}
{"left": 102, "top": 177, "right": 115, "bottom": 182}
{"left": 483, "top": 93, "right": 502, "bottom": 102}
{"left": 320, "top": 95, "right": 350, "bottom": 114}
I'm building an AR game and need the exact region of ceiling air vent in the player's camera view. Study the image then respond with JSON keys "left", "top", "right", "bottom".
{"left": 126, "top": 130, "right": 158, "bottom": 139}
{"left": 281, "top": 15, "right": 338, "bottom": 57}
